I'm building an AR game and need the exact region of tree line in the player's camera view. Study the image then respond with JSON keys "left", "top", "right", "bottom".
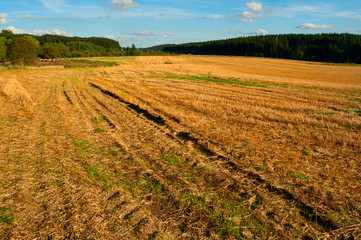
{"left": 0, "top": 30, "right": 141, "bottom": 65}
{"left": 150, "top": 33, "right": 361, "bottom": 63}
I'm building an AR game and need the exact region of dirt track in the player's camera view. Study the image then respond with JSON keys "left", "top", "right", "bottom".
{"left": 1, "top": 56, "right": 360, "bottom": 239}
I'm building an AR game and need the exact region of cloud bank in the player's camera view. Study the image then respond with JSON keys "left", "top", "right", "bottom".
{"left": 5, "top": 26, "right": 71, "bottom": 36}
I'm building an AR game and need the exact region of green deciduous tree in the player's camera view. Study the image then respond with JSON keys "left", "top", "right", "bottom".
{"left": 0, "top": 30, "right": 14, "bottom": 39}
{"left": 1, "top": 31, "right": 125, "bottom": 59}
{"left": 22, "top": 35, "right": 40, "bottom": 48}
{"left": 22, "top": 35, "right": 42, "bottom": 55}
{"left": 42, "top": 46, "right": 61, "bottom": 59}
{"left": 7, "top": 38, "right": 37, "bottom": 65}
{"left": 0, "top": 37, "right": 7, "bottom": 62}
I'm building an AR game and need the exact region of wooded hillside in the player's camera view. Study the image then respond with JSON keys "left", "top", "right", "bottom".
{"left": 149, "top": 34, "right": 361, "bottom": 63}
{"left": 0, "top": 30, "right": 139, "bottom": 64}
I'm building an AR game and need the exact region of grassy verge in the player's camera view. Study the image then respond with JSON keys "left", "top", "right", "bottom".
{"left": 148, "top": 74, "right": 271, "bottom": 87}
{"left": 57, "top": 60, "right": 119, "bottom": 68}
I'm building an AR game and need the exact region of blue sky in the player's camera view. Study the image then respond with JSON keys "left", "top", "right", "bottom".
{"left": 0, "top": 0, "right": 360, "bottom": 47}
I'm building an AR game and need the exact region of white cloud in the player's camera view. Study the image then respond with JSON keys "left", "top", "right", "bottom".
{"left": 201, "top": 14, "right": 225, "bottom": 20}
{"left": 104, "top": 35, "right": 117, "bottom": 39}
{"left": 52, "top": 29, "right": 71, "bottom": 36}
{"left": 0, "top": 13, "right": 8, "bottom": 25}
{"left": 5, "top": 26, "right": 72, "bottom": 36}
{"left": 163, "top": 32, "right": 174, "bottom": 38}
{"left": 236, "top": 11, "right": 265, "bottom": 19}
{"left": 245, "top": 2, "right": 263, "bottom": 11}
{"left": 224, "top": 28, "right": 268, "bottom": 35}
{"left": 296, "top": 23, "right": 336, "bottom": 30}
{"left": 254, "top": 29, "right": 268, "bottom": 34}
{"left": 241, "top": 19, "right": 254, "bottom": 23}
{"left": 110, "top": 0, "right": 139, "bottom": 10}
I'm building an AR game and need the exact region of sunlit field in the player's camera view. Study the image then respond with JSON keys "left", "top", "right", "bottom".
{"left": 1, "top": 56, "right": 360, "bottom": 239}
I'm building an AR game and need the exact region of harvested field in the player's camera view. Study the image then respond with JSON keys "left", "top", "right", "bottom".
{"left": 0, "top": 55, "right": 360, "bottom": 239}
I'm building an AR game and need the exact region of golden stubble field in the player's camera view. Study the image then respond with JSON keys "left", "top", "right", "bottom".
{"left": 0, "top": 56, "right": 360, "bottom": 239}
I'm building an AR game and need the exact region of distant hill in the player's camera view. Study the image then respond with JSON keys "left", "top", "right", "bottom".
{"left": 148, "top": 33, "right": 361, "bottom": 63}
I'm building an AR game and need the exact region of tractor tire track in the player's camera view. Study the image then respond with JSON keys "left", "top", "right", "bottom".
{"left": 89, "top": 81, "right": 339, "bottom": 233}
{"left": 75, "top": 82, "right": 222, "bottom": 237}
{"left": 83, "top": 82, "right": 288, "bottom": 237}
{"left": 69, "top": 82, "right": 198, "bottom": 238}
{"left": 58, "top": 80, "right": 170, "bottom": 238}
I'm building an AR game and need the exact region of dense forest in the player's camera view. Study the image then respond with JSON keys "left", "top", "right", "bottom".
{"left": 150, "top": 33, "right": 361, "bottom": 63}
{"left": 0, "top": 29, "right": 143, "bottom": 64}
{"left": 2, "top": 31, "right": 361, "bottom": 64}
